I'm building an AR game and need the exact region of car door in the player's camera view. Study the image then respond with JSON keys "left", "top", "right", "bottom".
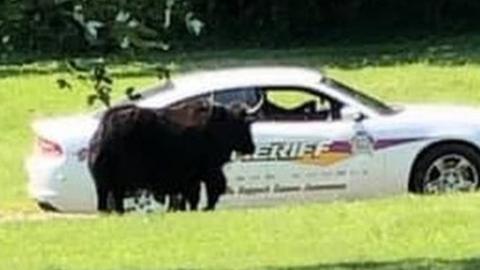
{"left": 213, "top": 86, "right": 378, "bottom": 207}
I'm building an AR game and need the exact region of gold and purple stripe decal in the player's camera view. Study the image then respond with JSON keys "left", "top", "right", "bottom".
{"left": 329, "top": 137, "right": 424, "bottom": 152}
{"left": 240, "top": 137, "right": 426, "bottom": 166}
{"left": 299, "top": 137, "right": 426, "bottom": 166}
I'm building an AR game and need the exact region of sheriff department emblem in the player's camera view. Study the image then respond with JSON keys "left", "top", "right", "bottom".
{"left": 350, "top": 130, "right": 375, "bottom": 155}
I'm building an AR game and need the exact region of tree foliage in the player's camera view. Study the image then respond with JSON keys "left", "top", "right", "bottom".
{"left": 2, "top": 0, "right": 480, "bottom": 53}
{"left": 47, "top": 0, "right": 183, "bottom": 108}
{"left": 0, "top": 0, "right": 199, "bottom": 54}
{"left": 191, "top": 0, "right": 480, "bottom": 46}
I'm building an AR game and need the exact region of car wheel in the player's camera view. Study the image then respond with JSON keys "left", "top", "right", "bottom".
{"left": 124, "top": 190, "right": 164, "bottom": 213}
{"left": 411, "top": 143, "right": 480, "bottom": 194}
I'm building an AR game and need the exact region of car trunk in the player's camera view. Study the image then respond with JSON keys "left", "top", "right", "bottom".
{"left": 31, "top": 115, "right": 99, "bottom": 159}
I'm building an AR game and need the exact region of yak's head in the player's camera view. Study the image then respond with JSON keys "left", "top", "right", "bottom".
{"left": 222, "top": 103, "right": 255, "bottom": 155}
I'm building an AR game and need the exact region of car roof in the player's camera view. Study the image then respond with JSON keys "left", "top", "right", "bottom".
{"left": 172, "top": 66, "right": 323, "bottom": 90}
{"left": 139, "top": 66, "right": 324, "bottom": 108}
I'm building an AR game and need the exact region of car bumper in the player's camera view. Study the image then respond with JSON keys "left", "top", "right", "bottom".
{"left": 25, "top": 156, "right": 97, "bottom": 213}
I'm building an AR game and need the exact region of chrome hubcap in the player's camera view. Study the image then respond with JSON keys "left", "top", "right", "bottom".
{"left": 423, "top": 154, "right": 479, "bottom": 193}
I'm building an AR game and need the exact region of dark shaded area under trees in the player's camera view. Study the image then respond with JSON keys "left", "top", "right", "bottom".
{"left": 1, "top": 0, "right": 480, "bottom": 55}
{"left": 271, "top": 257, "right": 480, "bottom": 270}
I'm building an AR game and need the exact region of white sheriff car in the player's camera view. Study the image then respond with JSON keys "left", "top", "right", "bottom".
{"left": 26, "top": 67, "right": 480, "bottom": 213}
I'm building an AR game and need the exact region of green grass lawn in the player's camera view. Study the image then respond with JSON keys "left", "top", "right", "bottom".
{"left": 2, "top": 194, "right": 480, "bottom": 270}
{"left": 3, "top": 43, "right": 480, "bottom": 269}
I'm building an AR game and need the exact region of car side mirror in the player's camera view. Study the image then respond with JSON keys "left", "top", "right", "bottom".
{"left": 353, "top": 112, "right": 366, "bottom": 123}
{"left": 342, "top": 107, "right": 366, "bottom": 122}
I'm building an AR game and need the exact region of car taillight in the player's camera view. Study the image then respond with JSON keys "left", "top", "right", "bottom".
{"left": 36, "top": 137, "right": 63, "bottom": 157}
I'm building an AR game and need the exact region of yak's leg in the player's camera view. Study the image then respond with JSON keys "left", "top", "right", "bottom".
{"left": 204, "top": 169, "right": 227, "bottom": 211}
{"left": 188, "top": 191, "right": 201, "bottom": 211}
{"left": 185, "top": 181, "right": 201, "bottom": 211}
{"left": 112, "top": 187, "right": 125, "bottom": 214}
{"left": 96, "top": 182, "right": 110, "bottom": 213}
{"left": 167, "top": 194, "right": 183, "bottom": 212}
{"left": 178, "top": 195, "right": 187, "bottom": 211}
{"left": 167, "top": 195, "right": 175, "bottom": 212}
{"left": 153, "top": 192, "right": 166, "bottom": 205}
{"left": 170, "top": 193, "right": 187, "bottom": 211}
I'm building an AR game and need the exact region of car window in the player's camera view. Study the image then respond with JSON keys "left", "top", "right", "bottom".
{"left": 213, "top": 87, "right": 261, "bottom": 109}
{"left": 258, "top": 88, "right": 344, "bottom": 121}
{"left": 266, "top": 90, "right": 329, "bottom": 110}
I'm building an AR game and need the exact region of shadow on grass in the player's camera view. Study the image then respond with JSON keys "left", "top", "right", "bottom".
{"left": 2, "top": 34, "right": 480, "bottom": 78}
{"left": 270, "top": 258, "right": 480, "bottom": 270}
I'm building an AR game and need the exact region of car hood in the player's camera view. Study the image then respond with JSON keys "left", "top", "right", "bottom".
{"left": 391, "top": 104, "right": 480, "bottom": 124}
{"left": 368, "top": 104, "right": 480, "bottom": 139}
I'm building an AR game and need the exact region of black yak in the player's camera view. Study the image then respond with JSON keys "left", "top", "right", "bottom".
{"left": 179, "top": 104, "right": 255, "bottom": 211}
{"left": 88, "top": 102, "right": 254, "bottom": 213}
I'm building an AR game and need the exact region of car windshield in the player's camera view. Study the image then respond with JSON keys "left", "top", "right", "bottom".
{"left": 322, "top": 77, "right": 397, "bottom": 115}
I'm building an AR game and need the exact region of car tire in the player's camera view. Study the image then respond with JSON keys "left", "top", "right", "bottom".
{"left": 411, "top": 143, "right": 480, "bottom": 194}
{"left": 37, "top": 201, "right": 60, "bottom": 212}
